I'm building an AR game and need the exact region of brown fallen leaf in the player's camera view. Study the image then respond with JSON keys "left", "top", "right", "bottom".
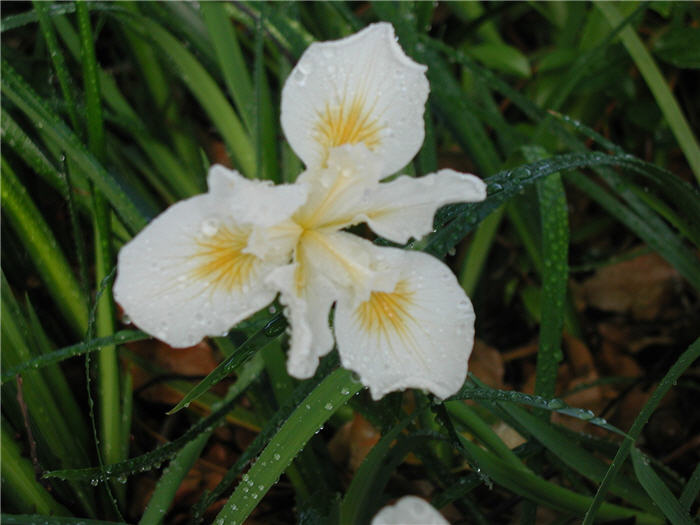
{"left": 580, "top": 252, "right": 681, "bottom": 320}
{"left": 328, "top": 413, "right": 380, "bottom": 473}
{"left": 469, "top": 339, "right": 505, "bottom": 390}
{"left": 128, "top": 339, "right": 220, "bottom": 406}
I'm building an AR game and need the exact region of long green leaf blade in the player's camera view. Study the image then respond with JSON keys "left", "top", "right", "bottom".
{"left": 595, "top": 2, "right": 700, "bottom": 183}
{"left": 583, "top": 337, "right": 700, "bottom": 524}
{"left": 215, "top": 368, "right": 362, "bottom": 524}
{"left": 630, "top": 448, "right": 693, "bottom": 525}
{"left": 168, "top": 315, "right": 286, "bottom": 414}
{"left": 110, "top": 10, "right": 255, "bottom": 178}
{"left": 1, "top": 160, "right": 88, "bottom": 334}
{"left": 1, "top": 61, "right": 152, "bottom": 232}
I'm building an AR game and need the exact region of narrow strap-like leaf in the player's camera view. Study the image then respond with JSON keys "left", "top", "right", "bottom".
{"left": 449, "top": 378, "right": 626, "bottom": 436}
{"left": 214, "top": 369, "right": 363, "bottom": 524}
{"left": 583, "top": 337, "right": 700, "bottom": 524}
{"left": 168, "top": 315, "right": 286, "bottom": 414}
{"left": 630, "top": 448, "right": 694, "bottom": 525}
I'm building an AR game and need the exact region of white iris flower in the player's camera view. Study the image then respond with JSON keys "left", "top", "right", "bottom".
{"left": 371, "top": 495, "right": 449, "bottom": 525}
{"left": 114, "top": 23, "right": 486, "bottom": 400}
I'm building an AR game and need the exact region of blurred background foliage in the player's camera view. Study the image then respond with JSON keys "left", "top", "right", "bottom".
{"left": 1, "top": 2, "right": 699, "bottom": 524}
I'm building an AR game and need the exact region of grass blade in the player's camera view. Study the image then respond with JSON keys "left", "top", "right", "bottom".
{"left": 1, "top": 159, "right": 88, "bottom": 334}
{"left": 425, "top": 152, "right": 700, "bottom": 290}
{"left": 595, "top": 2, "right": 700, "bottom": 183}
{"left": 458, "top": 207, "right": 505, "bottom": 296}
{"left": 531, "top": 148, "right": 569, "bottom": 402}
{"left": 214, "top": 368, "right": 362, "bottom": 524}
{"left": 33, "top": 1, "right": 80, "bottom": 133}
{"left": 340, "top": 413, "right": 418, "bottom": 524}
{"left": 109, "top": 9, "right": 255, "bottom": 178}
{"left": 1, "top": 61, "right": 152, "bottom": 232}
{"left": 1, "top": 274, "right": 96, "bottom": 515}
{"left": 190, "top": 355, "right": 339, "bottom": 523}
{"left": 1, "top": 516, "right": 127, "bottom": 525}
{"left": 76, "top": 2, "right": 123, "bottom": 481}
{"left": 200, "top": 2, "right": 254, "bottom": 136}
{"left": 630, "top": 448, "right": 693, "bottom": 524}
{"left": 1, "top": 423, "right": 70, "bottom": 516}
{"left": 167, "top": 315, "right": 286, "bottom": 414}
{"left": 0, "top": 331, "right": 147, "bottom": 384}
{"left": 583, "top": 337, "right": 700, "bottom": 524}
{"left": 138, "top": 431, "right": 211, "bottom": 525}
{"left": 503, "top": 404, "right": 655, "bottom": 511}
{"left": 452, "top": 431, "right": 662, "bottom": 524}
{"left": 450, "top": 378, "right": 625, "bottom": 436}
{"left": 679, "top": 462, "right": 700, "bottom": 512}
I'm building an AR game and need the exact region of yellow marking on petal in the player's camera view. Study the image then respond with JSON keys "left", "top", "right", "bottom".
{"left": 190, "top": 225, "right": 258, "bottom": 292}
{"left": 315, "top": 95, "right": 383, "bottom": 156}
{"left": 357, "top": 280, "right": 416, "bottom": 341}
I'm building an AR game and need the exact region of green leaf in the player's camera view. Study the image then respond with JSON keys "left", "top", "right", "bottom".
{"left": 583, "top": 337, "right": 700, "bottom": 524}
{"left": 139, "top": 431, "right": 211, "bottom": 525}
{"left": 33, "top": 1, "right": 80, "bottom": 133}
{"left": 531, "top": 148, "right": 569, "bottom": 402}
{"left": 426, "top": 152, "right": 700, "bottom": 291}
{"left": 0, "top": 330, "right": 146, "bottom": 384}
{"left": 446, "top": 401, "right": 524, "bottom": 470}
{"left": 452, "top": 433, "right": 663, "bottom": 524}
{"left": 467, "top": 42, "right": 531, "bottom": 78}
{"left": 458, "top": 206, "right": 505, "bottom": 296}
{"left": 190, "top": 354, "right": 336, "bottom": 522}
{"left": 1, "top": 516, "right": 127, "bottom": 525}
{"left": 167, "top": 315, "right": 286, "bottom": 414}
{"left": 679, "top": 462, "right": 700, "bottom": 512}
{"left": 630, "top": 448, "right": 694, "bottom": 524}
{"left": 110, "top": 9, "right": 255, "bottom": 178}
{"left": 51, "top": 9, "right": 202, "bottom": 199}
{"left": 340, "top": 413, "right": 418, "bottom": 525}
{"left": 449, "top": 378, "right": 625, "bottom": 436}
{"left": 138, "top": 362, "right": 260, "bottom": 525}
{"left": 44, "top": 387, "right": 246, "bottom": 482}
{"left": 1, "top": 424, "right": 70, "bottom": 516}
{"left": 654, "top": 27, "right": 700, "bottom": 69}
{"left": 538, "top": 48, "right": 578, "bottom": 73}
{"left": 76, "top": 5, "right": 124, "bottom": 493}
{"left": 1, "top": 274, "right": 96, "bottom": 515}
{"left": 0, "top": 112, "right": 75, "bottom": 199}
{"left": 1, "top": 61, "right": 153, "bottom": 232}
{"left": 375, "top": 1, "right": 502, "bottom": 175}
{"left": 214, "top": 369, "right": 362, "bottom": 524}
{"left": 596, "top": 2, "right": 700, "bottom": 183}
{"left": 1, "top": 160, "right": 88, "bottom": 335}
{"left": 503, "top": 405, "right": 655, "bottom": 512}
{"left": 200, "top": 2, "right": 255, "bottom": 136}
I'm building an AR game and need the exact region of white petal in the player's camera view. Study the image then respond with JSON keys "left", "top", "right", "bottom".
{"left": 372, "top": 496, "right": 449, "bottom": 525}
{"left": 207, "top": 164, "right": 308, "bottom": 227}
{"left": 335, "top": 249, "right": 475, "bottom": 400}
{"left": 298, "top": 230, "right": 399, "bottom": 304}
{"left": 245, "top": 220, "right": 303, "bottom": 261}
{"left": 114, "top": 194, "right": 276, "bottom": 348}
{"left": 281, "top": 23, "right": 429, "bottom": 176}
{"left": 362, "top": 169, "right": 487, "bottom": 244}
{"left": 295, "top": 144, "right": 382, "bottom": 232}
{"left": 266, "top": 264, "right": 336, "bottom": 379}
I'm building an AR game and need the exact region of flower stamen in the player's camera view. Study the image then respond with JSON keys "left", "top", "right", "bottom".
{"left": 190, "top": 225, "right": 258, "bottom": 292}
{"left": 315, "top": 95, "right": 383, "bottom": 158}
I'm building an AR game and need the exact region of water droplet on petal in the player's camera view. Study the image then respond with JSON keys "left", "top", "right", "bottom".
{"left": 201, "top": 218, "right": 219, "bottom": 237}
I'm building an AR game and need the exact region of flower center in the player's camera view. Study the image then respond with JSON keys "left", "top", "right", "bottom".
{"left": 315, "top": 95, "right": 383, "bottom": 158}
{"left": 190, "top": 225, "right": 258, "bottom": 292}
{"left": 356, "top": 280, "right": 416, "bottom": 340}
